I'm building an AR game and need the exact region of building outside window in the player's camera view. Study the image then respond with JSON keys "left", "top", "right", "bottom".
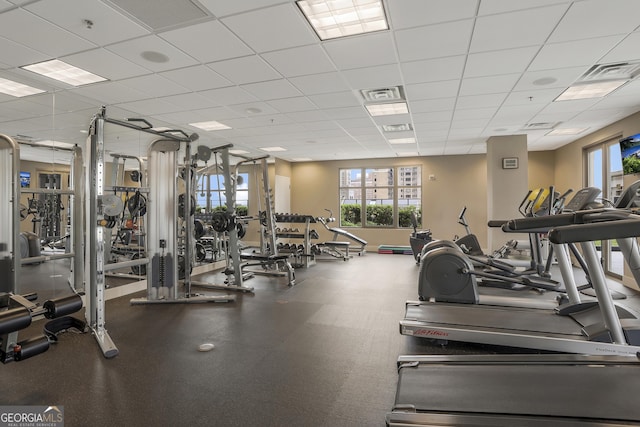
{"left": 339, "top": 166, "right": 421, "bottom": 228}
{"left": 196, "top": 172, "right": 249, "bottom": 216}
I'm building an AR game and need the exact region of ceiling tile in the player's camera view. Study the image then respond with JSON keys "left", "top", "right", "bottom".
{"left": 0, "top": 36, "right": 49, "bottom": 67}
{"left": 159, "top": 65, "right": 231, "bottom": 91}
{"left": 513, "top": 66, "right": 586, "bottom": 91}
{"left": 395, "top": 20, "right": 474, "bottom": 61}
{"left": 220, "top": 3, "right": 317, "bottom": 53}
{"left": 471, "top": 4, "right": 569, "bottom": 52}
{"left": 341, "top": 64, "right": 403, "bottom": 91}
{"left": 199, "top": 86, "right": 259, "bottom": 106}
{"left": 106, "top": 35, "right": 198, "bottom": 72}
{"left": 405, "top": 80, "right": 460, "bottom": 101}
{"left": 261, "top": 44, "right": 334, "bottom": 77}
{"left": 267, "top": 96, "right": 316, "bottom": 113}
{"left": 323, "top": 32, "right": 396, "bottom": 70}
{"left": 119, "top": 74, "right": 188, "bottom": 98}
{"left": 289, "top": 72, "right": 350, "bottom": 95}
{"left": 157, "top": 93, "right": 216, "bottom": 111}
{"left": 549, "top": 0, "right": 640, "bottom": 43}
{"left": 308, "top": 91, "right": 361, "bottom": 109}
{"left": 600, "top": 32, "right": 640, "bottom": 63}
{"left": 410, "top": 98, "right": 456, "bottom": 113}
{"left": 0, "top": 8, "right": 95, "bottom": 57}
{"left": 529, "top": 36, "right": 625, "bottom": 71}
{"left": 388, "top": 0, "right": 478, "bottom": 29}
{"left": 478, "top": 0, "right": 571, "bottom": 15}
{"left": 159, "top": 20, "right": 253, "bottom": 63}
{"left": 197, "top": 0, "right": 287, "bottom": 18}
{"left": 70, "top": 81, "right": 148, "bottom": 105}
{"left": 459, "top": 73, "right": 521, "bottom": 96}
{"left": 456, "top": 93, "right": 507, "bottom": 109}
{"left": 401, "top": 56, "right": 466, "bottom": 84}
{"left": 241, "top": 79, "right": 302, "bottom": 100}
{"left": 62, "top": 48, "right": 150, "bottom": 81}
{"left": 464, "top": 46, "right": 538, "bottom": 78}
{"left": 207, "top": 55, "right": 281, "bottom": 84}
{"left": 25, "top": 0, "right": 149, "bottom": 46}
{"left": 115, "top": 98, "right": 181, "bottom": 116}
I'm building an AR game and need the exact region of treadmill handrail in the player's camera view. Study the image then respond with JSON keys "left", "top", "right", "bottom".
{"left": 549, "top": 217, "right": 640, "bottom": 244}
{"left": 503, "top": 208, "right": 639, "bottom": 232}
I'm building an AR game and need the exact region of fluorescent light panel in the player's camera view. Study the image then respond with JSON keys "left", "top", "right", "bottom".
{"left": 0, "top": 77, "right": 45, "bottom": 97}
{"left": 365, "top": 102, "right": 408, "bottom": 116}
{"left": 547, "top": 128, "right": 589, "bottom": 136}
{"left": 388, "top": 137, "right": 415, "bottom": 144}
{"left": 229, "top": 149, "right": 250, "bottom": 155}
{"left": 260, "top": 146, "right": 287, "bottom": 152}
{"left": 22, "top": 59, "right": 106, "bottom": 86}
{"left": 297, "top": 0, "right": 388, "bottom": 40}
{"left": 555, "top": 80, "right": 626, "bottom": 101}
{"left": 189, "top": 121, "right": 231, "bottom": 131}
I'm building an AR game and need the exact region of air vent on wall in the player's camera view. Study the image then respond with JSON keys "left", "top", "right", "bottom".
{"left": 521, "top": 122, "right": 561, "bottom": 131}
{"left": 579, "top": 61, "right": 640, "bottom": 82}
{"left": 360, "top": 86, "right": 405, "bottom": 102}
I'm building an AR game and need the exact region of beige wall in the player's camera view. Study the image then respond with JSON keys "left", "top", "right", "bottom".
{"left": 290, "top": 155, "right": 489, "bottom": 249}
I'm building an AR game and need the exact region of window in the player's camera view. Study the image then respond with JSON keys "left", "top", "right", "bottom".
{"left": 339, "top": 166, "right": 421, "bottom": 228}
{"left": 196, "top": 172, "right": 249, "bottom": 216}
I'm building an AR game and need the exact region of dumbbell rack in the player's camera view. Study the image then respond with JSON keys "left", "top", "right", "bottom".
{"left": 274, "top": 213, "right": 318, "bottom": 268}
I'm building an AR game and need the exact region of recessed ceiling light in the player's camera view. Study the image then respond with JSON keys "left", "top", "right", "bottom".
{"left": 141, "top": 51, "right": 169, "bottom": 63}
{"left": 533, "top": 77, "right": 557, "bottom": 86}
{"left": 259, "top": 146, "right": 287, "bottom": 152}
{"left": 21, "top": 59, "right": 107, "bottom": 86}
{"left": 245, "top": 107, "right": 262, "bottom": 114}
{"left": 555, "top": 80, "right": 627, "bottom": 101}
{"left": 229, "top": 149, "right": 250, "bottom": 155}
{"left": 0, "top": 77, "right": 45, "bottom": 97}
{"left": 547, "top": 128, "right": 589, "bottom": 136}
{"left": 381, "top": 123, "right": 413, "bottom": 132}
{"left": 297, "top": 0, "right": 388, "bottom": 41}
{"left": 291, "top": 157, "right": 313, "bottom": 162}
{"left": 189, "top": 121, "right": 231, "bottom": 131}
{"left": 388, "top": 137, "right": 415, "bottom": 144}
{"left": 365, "top": 102, "right": 408, "bottom": 116}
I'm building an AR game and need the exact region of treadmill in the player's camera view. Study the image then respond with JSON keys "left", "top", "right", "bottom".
{"left": 387, "top": 354, "right": 640, "bottom": 426}
{"left": 401, "top": 195, "right": 640, "bottom": 356}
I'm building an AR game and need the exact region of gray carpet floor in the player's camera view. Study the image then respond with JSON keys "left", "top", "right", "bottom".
{"left": 4, "top": 253, "right": 640, "bottom": 426}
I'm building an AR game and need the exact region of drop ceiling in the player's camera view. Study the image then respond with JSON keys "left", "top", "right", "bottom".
{"left": 2, "top": 0, "right": 640, "bottom": 163}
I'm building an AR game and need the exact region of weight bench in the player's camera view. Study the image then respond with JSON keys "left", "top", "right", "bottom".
{"left": 0, "top": 293, "right": 84, "bottom": 363}
{"left": 317, "top": 210, "right": 367, "bottom": 256}
{"left": 240, "top": 253, "right": 296, "bottom": 286}
{"left": 315, "top": 241, "right": 350, "bottom": 261}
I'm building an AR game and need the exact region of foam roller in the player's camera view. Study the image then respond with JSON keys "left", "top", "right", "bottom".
{"left": 43, "top": 294, "right": 83, "bottom": 319}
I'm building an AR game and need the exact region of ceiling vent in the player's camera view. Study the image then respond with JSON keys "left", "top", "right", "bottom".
{"left": 578, "top": 61, "right": 640, "bottom": 82}
{"left": 360, "top": 86, "right": 405, "bottom": 102}
{"left": 108, "top": 0, "right": 210, "bottom": 30}
{"left": 381, "top": 123, "right": 413, "bottom": 132}
{"left": 521, "top": 122, "right": 561, "bottom": 131}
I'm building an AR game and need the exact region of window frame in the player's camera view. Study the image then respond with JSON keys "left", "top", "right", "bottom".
{"left": 339, "top": 165, "right": 421, "bottom": 228}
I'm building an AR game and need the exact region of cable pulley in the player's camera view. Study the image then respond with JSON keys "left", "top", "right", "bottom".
{"left": 178, "top": 193, "right": 196, "bottom": 219}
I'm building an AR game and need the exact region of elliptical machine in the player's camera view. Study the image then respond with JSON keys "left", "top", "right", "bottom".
{"left": 418, "top": 186, "right": 602, "bottom": 299}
